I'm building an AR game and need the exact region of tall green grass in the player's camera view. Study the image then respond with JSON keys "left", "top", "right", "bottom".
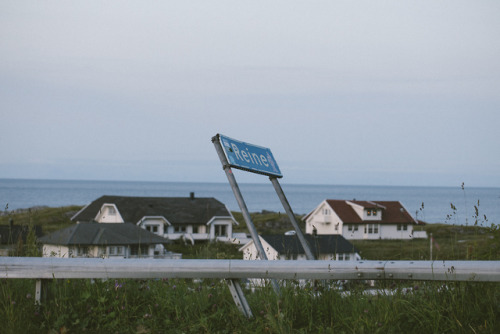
{"left": 1, "top": 278, "right": 498, "bottom": 333}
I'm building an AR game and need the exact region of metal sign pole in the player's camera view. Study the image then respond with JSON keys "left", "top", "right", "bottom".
{"left": 212, "top": 135, "right": 280, "bottom": 317}
{"left": 270, "top": 177, "right": 315, "bottom": 260}
{"left": 212, "top": 135, "right": 269, "bottom": 262}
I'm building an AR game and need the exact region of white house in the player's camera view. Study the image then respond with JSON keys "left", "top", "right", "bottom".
{"left": 38, "top": 223, "right": 181, "bottom": 259}
{"left": 239, "top": 234, "right": 361, "bottom": 287}
{"left": 239, "top": 234, "right": 361, "bottom": 261}
{"left": 71, "top": 194, "right": 239, "bottom": 248}
{"left": 303, "top": 200, "right": 427, "bottom": 240}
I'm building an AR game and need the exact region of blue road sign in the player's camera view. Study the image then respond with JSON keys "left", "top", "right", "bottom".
{"left": 218, "top": 134, "right": 282, "bottom": 178}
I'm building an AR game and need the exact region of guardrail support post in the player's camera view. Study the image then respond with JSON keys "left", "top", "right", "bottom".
{"left": 227, "top": 279, "right": 253, "bottom": 318}
{"left": 35, "top": 279, "right": 48, "bottom": 305}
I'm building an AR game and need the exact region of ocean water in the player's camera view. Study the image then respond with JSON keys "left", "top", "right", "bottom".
{"left": 1, "top": 178, "right": 499, "bottom": 225}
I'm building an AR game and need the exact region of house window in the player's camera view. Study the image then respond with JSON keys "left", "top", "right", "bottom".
{"left": 366, "top": 209, "right": 377, "bottom": 216}
{"left": 130, "top": 245, "right": 148, "bottom": 256}
{"left": 108, "top": 246, "right": 124, "bottom": 256}
{"left": 215, "top": 225, "right": 227, "bottom": 237}
{"left": 174, "top": 225, "right": 186, "bottom": 233}
{"left": 323, "top": 209, "right": 331, "bottom": 215}
{"left": 348, "top": 224, "right": 359, "bottom": 232}
{"left": 146, "top": 225, "right": 159, "bottom": 233}
{"left": 192, "top": 225, "right": 199, "bottom": 234}
{"left": 397, "top": 224, "right": 408, "bottom": 231}
{"left": 77, "top": 246, "right": 88, "bottom": 256}
{"left": 108, "top": 207, "right": 116, "bottom": 215}
{"left": 364, "top": 224, "right": 379, "bottom": 234}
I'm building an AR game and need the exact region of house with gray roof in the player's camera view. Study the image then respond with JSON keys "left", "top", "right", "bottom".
{"left": 239, "top": 234, "right": 360, "bottom": 287}
{"left": 239, "top": 234, "right": 360, "bottom": 261}
{"left": 39, "top": 223, "right": 180, "bottom": 259}
{"left": 71, "top": 194, "right": 238, "bottom": 245}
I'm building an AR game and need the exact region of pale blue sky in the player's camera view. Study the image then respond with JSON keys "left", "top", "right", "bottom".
{"left": 1, "top": 1, "right": 499, "bottom": 187}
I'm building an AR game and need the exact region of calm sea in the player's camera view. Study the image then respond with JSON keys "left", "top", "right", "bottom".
{"left": 1, "top": 178, "right": 499, "bottom": 225}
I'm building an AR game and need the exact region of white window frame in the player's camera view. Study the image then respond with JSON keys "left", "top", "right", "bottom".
{"left": 364, "top": 224, "right": 379, "bottom": 234}
{"left": 215, "top": 224, "right": 227, "bottom": 237}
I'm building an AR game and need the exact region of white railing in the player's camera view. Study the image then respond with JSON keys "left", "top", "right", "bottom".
{"left": 2, "top": 257, "right": 499, "bottom": 282}
{"left": 3, "top": 257, "right": 498, "bottom": 317}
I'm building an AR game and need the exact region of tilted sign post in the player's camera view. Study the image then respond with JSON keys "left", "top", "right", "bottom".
{"left": 213, "top": 134, "right": 314, "bottom": 260}
{"left": 212, "top": 134, "right": 315, "bottom": 317}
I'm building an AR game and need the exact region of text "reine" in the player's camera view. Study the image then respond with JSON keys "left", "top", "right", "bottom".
{"left": 231, "top": 143, "right": 269, "bottom": 167}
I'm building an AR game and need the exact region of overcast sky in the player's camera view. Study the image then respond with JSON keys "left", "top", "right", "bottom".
{"left": 1, "top": 1, "right": 499, "bottom": 187}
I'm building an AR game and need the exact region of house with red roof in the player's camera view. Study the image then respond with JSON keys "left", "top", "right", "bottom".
{"left": 303, "top": 200, "right": 427, "bottom": 240}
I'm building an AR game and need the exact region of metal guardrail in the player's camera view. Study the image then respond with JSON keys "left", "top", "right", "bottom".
{"left": 3, "top": 257, "right": 498, "bottom": 317}
{"left": 2, "top": 257, "right": 499, "bottom": 282}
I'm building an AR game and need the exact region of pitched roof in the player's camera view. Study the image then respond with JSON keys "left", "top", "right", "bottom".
{"left": 38, "top": 223, "right": 169, "bottom": 246}
{"left": 261, "top": 234, "right": 358, "bottom": 257}
{"left": 323, "top": 199, "right": 416, "bottom": 225}
{"left": 348, "top": 200, "right": 385, "bottom": 209}
{"left": 72, "top": 195, "right": 232, "bottom": 224}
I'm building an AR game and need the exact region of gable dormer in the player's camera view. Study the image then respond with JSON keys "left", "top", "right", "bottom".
{"left": 94, "top": 203, "right": 124, "bottom": 223}
{"left": 345, "top": 201, "right": 385, "bottom": 221}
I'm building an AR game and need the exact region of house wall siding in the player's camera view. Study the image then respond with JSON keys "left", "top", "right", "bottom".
{"left": 341, "top": 224, "right": 415, "bottom": 240}
{"left": 43, "top": 244, "right": 70, "bottom": 258}
{"left": 240, "top": 238, "right": 279, "bottom": 260}
{"left": 95, "top": 205, "right": 124, "bottom": 223}
{"left": 342, "top": 225, "right": 362, "bottom": 239}
{"left": 305, "top": 202, "right": 343, "bottom": 235}
{"left": 380, "top": 224, "right": 414, "bottom": 240}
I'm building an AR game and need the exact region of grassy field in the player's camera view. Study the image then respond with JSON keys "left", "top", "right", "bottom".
{"left": 352, "top": 224, "right": 499, "bottom": 261}
{"left": 1, "top": 205, "right": 499, "bottom": 261}
{"left": 0, "top": 206, "right": 81, "bottom": 234}
{"left": 2, "top": 274, "right": 499, "bottom": 333}
{"left": 1, "top": 206, "right": 499, "bottom": 332}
